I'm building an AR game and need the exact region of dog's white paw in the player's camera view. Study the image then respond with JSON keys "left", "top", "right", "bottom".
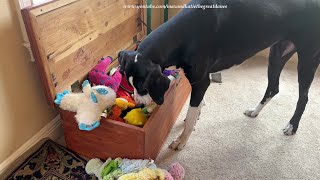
{"left": 283, "top": 123, "right": 296, "bottom": 136}
{"left": 244, "top": 108, "right": 259, "bottom": 118}
{"left": 169, "top": 139, "right": 186, "bottom": 151}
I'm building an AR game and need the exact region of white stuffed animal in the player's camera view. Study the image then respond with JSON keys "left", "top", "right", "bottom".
{"left": 54, "top": 80, "right": 116, "bottom": 131}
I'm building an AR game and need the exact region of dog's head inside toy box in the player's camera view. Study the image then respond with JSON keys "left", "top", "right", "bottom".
{"left": 54, "top": 56, "right": 181, "bottom": 131}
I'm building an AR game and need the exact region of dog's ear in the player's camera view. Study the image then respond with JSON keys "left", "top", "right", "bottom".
{"left": 118, "top": 50, "right": 137, "bottom": 75}
{"left": 118, "top": 50, "right": 127, "bottom": 75}
{"left": 143, "top": 65, "right": 171, "bottom": 105}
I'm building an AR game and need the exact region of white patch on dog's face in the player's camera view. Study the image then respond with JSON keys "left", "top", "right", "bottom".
{"left": 128, "top": 76, "right": 134, "bottom": 86}
{"left": 133, "top": 88, "right": 152, "bottom": 105}
{"left": 134, "top": 54, "right": 138, "bottom": 63}
{"left": 128, "top": 76, "right": 153, "bottom": 105}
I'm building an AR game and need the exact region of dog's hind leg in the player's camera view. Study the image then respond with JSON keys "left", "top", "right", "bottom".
{"left": 244, "top": 40, "right": 296, "bottom": 117}
{"left": 169, "top": 75, "right": 210, "bottom": 150}
{"left": 283, "top": 50, "right": 320, "bottom": 135}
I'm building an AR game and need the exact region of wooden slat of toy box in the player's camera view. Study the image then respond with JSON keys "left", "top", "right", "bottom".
{"left": 22, "top": 0, "right": 144, "bottom": 107}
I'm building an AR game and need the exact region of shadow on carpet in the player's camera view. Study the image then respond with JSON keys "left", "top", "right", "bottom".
{"left": 5, "top": 139, "right": 96, "bottom": 180}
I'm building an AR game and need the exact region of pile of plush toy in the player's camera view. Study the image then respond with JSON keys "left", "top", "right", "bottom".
{"left": 54, "top": 56, "right": 180, "bottom": 131}
{"left": 85, "top": 157, "right": 185, "bottom": 180}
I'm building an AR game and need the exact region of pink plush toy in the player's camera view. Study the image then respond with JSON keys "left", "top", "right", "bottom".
{"left": 88, "top": 56, "right": 122, "bottom": 92}
{"left": 164, "top": 163, "right": 185, "bottom": 180}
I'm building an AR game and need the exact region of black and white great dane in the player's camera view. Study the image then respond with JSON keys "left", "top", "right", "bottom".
{"left": 118, "top": 0, "right": 320, "bottom": 150}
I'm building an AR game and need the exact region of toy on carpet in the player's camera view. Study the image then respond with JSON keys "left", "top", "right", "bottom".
{"left": 54, "top": 80, "right": 116, "bottom": 131}
{"left": 85, "top": 158, "right": 122, "bottom": 180}
{"left": 88, "top": 56, "right": 122, "bottom": 92}
{"left": 164, "top": 163, "right": 185, "bottom": 180}
{"left": 85, "top": 158, "right": 157, "bottom": 180}
{"left": 85, "top": 157, "right": 185, "bottom": 180}
{"left": 118, "top": 168, "right": 165, "bottom": 180}
{"left": 119, "top": 159, "right": 157, "bottom": 174}
{"left": 118, "top": 163, "right": 185, "bottom": 180}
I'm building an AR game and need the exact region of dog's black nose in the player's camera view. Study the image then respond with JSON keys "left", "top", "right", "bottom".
{"left": 154, "top": 97, "right": 164, "bottom": 105}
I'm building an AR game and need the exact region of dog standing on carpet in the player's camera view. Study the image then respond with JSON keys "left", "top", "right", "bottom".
{"left": 118, "top": 0, "right": 320, "bottom": 150}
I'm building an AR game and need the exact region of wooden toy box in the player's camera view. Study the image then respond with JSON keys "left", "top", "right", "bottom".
{"left": 22, "top": 0, "right": 191, "bottom": 160}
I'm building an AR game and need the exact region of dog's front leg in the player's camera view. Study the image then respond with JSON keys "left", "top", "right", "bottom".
{"left": 169, "top": 76, "right": 210, "bottom": 150}
{"left": 183, "top": 98, "right": 205, "bottom": 125}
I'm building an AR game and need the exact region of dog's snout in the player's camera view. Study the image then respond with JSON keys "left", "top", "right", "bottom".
{"left": 154, "top": 97, "right": 164, "bottom": 105}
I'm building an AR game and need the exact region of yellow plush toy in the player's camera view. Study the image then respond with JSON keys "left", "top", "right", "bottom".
{"left": 124, "top": 108, "right": 148, "bottom": 126}
{"left": 118, "top": 168, "right": 165, "bottom": 180}
{"left": 115, "top": 97, "right": 136, "bottom": 110}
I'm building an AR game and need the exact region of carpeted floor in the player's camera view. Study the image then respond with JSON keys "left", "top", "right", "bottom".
{"left": 156, "top": 55, "right": 320, "bottom": 180}
{"left": 5, "top": 139, "right": 95, "bottom": 180}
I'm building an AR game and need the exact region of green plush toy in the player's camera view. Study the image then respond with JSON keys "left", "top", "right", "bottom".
{"left": 85, "top": 158, "right": 123, "bottom": 180}
{"left": 101, "top": 159, "right": 121, "bottom": 178}
{"left": 86, "top": 157, "right": 160, "bottom": 180}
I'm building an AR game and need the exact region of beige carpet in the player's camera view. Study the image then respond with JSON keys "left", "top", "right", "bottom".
{"left": 156, "top": 55, "right": 320, "bottom": 180}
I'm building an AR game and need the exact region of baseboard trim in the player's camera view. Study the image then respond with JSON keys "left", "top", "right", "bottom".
{"left": 0, "top": 115, "right": 62, "bottom": 175}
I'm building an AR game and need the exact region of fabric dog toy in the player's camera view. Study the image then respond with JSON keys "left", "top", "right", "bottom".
{"left": 118, "top": 168, "right": 165, "bottom": 180}
{"left": 119, "top": 74, "right": 134, "bottom": 94}
{"left": 124, "top": 108, "right": 148, "bottom": 126}
{"left": 85, "top": 158, "right": 157, "bottom": 180}
{"left": 142, "top": 103, "right": 157, "bottom": 114}
{"left": 107, "top": 106, "right": 125, "bottom": 123}
{"left": 164, "top": 163, "right": 185, "bottom": 180}
{"left": 115, "top": 97, "right": 136, "bottom": 110}
{"left": 85, "top": 158, "right": 123, "bottom": 180}
{"left": 119, "top": 158, "right": 157, "bottom": 174}
{"left": 88, "top": 56, "right": 122, "bottom": 92}
{"left": 118, "top": 163, "right": 185, "bottom": 180}
{"left": 54, "top": 80, "right": 116, "bottom": 131}
{"left": 85, "top": 157, "right": 185, "bottom": 180}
